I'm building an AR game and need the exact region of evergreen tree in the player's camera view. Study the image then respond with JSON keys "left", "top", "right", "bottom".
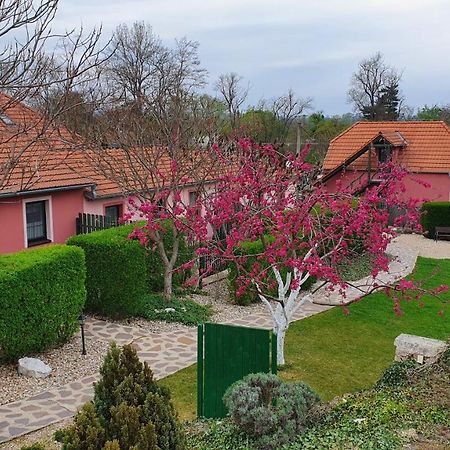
{"left": 55, "top": 343, "right": 186, "bottom": 450}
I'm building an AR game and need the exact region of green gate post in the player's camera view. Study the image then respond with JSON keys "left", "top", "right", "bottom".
{"left": 197, "top": 324, "right": 204, "bottom": 417}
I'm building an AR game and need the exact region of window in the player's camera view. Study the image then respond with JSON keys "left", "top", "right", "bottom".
{"left": 25, "top": 201, "right": 48, "bottom": 245}
{"left": 105, "top": 204, "right": 121, "bottom": 223}
{"left": 189, "top": 191, "right": 197, "bottom": 206}
{"left": 378, "top": 146, "right": 391, "bottom": 164}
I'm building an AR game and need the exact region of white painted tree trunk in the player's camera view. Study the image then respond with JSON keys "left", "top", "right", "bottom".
{"left": 256, "top": 258, "right": 314, "bottom": 366}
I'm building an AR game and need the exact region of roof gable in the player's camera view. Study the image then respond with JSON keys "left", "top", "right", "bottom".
{"left": 323, "top": 121, "right": 450, "bottom": 173}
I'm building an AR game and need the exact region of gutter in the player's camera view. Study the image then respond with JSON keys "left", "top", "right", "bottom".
{"left": 0, "top": 183, "right": 96, "bottom": 199}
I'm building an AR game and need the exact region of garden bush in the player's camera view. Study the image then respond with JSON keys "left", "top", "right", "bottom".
{"left": 55, "top": 343, "right": 186, "bottom": 450}
{"left": 375, "top": 358, "right": 417, "bottom": 389}
{"left": 0, "top": 245, "right": 85, "bottom": 362}
{"left": 67, "top": 222, "right": 193, "bottom": 317}
{"left": 420, "top": 201, "right": 450, "bottom": 239}
{"left": 223, "top": 373, "right": 320, "bottom": 450}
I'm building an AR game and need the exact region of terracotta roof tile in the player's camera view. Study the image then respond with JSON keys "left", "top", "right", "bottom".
{"left": 323, "top": 121, "right": 450, "bottom": 173}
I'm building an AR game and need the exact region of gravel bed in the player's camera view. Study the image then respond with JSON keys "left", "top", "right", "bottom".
{"left": 120, "top": 278, "right": 268, "bottom": 333}
{"left": 0, "top": 334, "right": 109, "bottom": 406}
{"left": 0, "top": 419, "right": 69, "bottom": 450}
{"left": 394, "top": 233, "right": 450, "bottom": 259}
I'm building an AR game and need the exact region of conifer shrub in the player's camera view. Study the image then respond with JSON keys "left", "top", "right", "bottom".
{"left": 55, "top": 343, "right": 186, "bottom": 450}
{"left": 223, "top": 373, "right": 320, "bottom": 450}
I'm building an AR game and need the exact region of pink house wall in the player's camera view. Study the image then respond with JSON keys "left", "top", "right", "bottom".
{"left": 0, "top": 189, "right": 85, "bottom": 254}
{"left": 0, "top": 184, "right": 218, "bottom": 254}
{"left": 324, "top": 171, "right": 450, "bottom": 203}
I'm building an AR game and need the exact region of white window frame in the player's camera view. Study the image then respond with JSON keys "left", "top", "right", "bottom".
{"left": 22, "top": 196, "right": 54, "bottom": 248}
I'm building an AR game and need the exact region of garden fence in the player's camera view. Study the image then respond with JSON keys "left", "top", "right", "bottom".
{"left": 197, "top": 322, "right": 277, "bottom": 418}
{"left": 75, "top": 213, "right": 119, "bottom": 235}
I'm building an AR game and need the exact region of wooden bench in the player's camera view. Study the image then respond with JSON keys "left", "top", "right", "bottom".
{"left": 435, "top": 226, "right": 450, "bottom": 241}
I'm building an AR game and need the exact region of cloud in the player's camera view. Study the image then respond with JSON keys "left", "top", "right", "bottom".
{"left": 52, "top": 0, "right": 450, "bottom": 114}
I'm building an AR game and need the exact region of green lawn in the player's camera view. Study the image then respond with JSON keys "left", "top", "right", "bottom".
{"left": 160, "top": 257, "right": 450, "bottom": 421}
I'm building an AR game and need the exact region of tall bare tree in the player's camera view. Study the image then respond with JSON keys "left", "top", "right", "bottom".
{"left": 0, "top": 0, "right": 107, "bottom": 191}
{"left": 88, "top": 24, "right": 223, "bottom": 299}
{"left": 215, "top": 72, "right": 248, "bottom": 129}
{"left": 347, "top": 52, "right": 402, "bottom": 121}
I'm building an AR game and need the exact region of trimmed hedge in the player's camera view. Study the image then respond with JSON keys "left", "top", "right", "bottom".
{"left": 67, "top": 223, "right": 193, "bottom": 318}
{"left": 0, "top": 245, "right": 86, "bottom": 361}
{"left": 420, "top": 201, "right": 450, "bottom": 239}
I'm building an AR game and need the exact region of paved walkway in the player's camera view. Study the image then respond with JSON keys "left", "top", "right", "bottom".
{"left": 0, "top": 235, "right": 435, "bottom": 444}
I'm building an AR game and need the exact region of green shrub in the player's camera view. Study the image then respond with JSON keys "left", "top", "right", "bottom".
{"left": 20, "top": 443, "right": 47, "bottom": 450}
{"left": 375, "top": 359, "right": 417, "bottom": 389}
{"left": 420, "top": 201, "right": 450, "bottom": 239}
{"left": 55, "top": 343, "right": 186, "bottom": 450}
{"left": 228, "top": 238, "right": 316, "bottom": 306}
{"left": 223, "top": 373, "right": 320, "bottom": 450}
{"left": 0, "top": 245, "right": 86, "bottom": 362}
{"left": 135, "top": 294, "right": 212, "bottom": 325}
{"left": 67, "top": 222, "right": 193, "bottom": 317}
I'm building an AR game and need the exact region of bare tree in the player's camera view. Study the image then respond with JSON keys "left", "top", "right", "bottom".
{"left": 88, "top": 26, "right": 223, "bottom": 299}
{"left": 215, "top": 72, "right": 248, "bottom": 129}
{"left": 347, "top": 52, "right": 402, "bottom": 121}
{"left": 0, "top": 0, "right": 107, "bottom": 191}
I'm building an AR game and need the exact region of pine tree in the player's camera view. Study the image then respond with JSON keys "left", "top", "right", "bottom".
{"left": 55, "top": 343, "right": 186, "bottom": 450}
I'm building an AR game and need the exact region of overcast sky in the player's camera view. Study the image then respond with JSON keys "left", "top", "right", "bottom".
{"left": 54, "top": 0, "right": 450, "bottom": 115}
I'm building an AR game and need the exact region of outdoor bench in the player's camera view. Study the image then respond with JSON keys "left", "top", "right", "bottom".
{"left": 435, "top": 226, "right": 450, "bottom": 241}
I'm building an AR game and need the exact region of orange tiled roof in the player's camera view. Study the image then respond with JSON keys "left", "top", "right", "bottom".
{"left": 323, "top": 121, "right": 450, "bottom": 173}
{"left": 0, "top": 92, "right": 220, "bottom": 198}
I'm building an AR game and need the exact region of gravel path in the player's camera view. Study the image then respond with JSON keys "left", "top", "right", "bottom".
{"left": 394, "top": 233, "right": 450, "bottom": 259}
{"left": 0, "top": 278, "right": 261, "bottom": 408}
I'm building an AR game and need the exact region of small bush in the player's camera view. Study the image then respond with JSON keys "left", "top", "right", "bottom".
{"left": 135, "top": 294, "right": 212, "bottom": 325}
{"left": 420, "top": 201, "right": 450, "bottom": 239}
{"left": 0, "top": 245, "right": 86, "bottom": 361}
{"left": 223, "top": 373, "right": 320, "bottom": 450}
{"left": 375, "top": 359, "right": 417, "bottom": 389}
{"left": 56, "top": 342, "right": 186, "bottom": 450}
{"left": 20, "top": 444, "right": 47, "bottom": 450}
{"left": 67, "top": 222, "right": 193, "bottom": 317}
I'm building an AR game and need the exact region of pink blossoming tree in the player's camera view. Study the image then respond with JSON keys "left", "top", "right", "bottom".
{"left": 199, "top": 140, "right": 443, "bottom": 365}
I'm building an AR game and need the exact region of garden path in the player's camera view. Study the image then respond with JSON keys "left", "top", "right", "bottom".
{"left": 0, "top": 234, "right": 439, "bottom": 444}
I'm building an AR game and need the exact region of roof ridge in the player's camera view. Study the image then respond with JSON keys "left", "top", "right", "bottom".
{"left": 329, "top": 121, "right": 362, "bottom": 144}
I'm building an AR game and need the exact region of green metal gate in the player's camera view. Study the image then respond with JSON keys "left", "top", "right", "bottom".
{"left": 197, "top": 323, "right": 277, "bottom": 418}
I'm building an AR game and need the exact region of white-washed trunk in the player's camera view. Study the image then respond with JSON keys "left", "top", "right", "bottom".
{"left": 256, "top": 259, "right": 314, "bottom": 367}
{"left": 273, "top": 304, "right": 289, "bottom": 365}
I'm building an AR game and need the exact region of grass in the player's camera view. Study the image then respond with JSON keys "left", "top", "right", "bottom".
{"left": 160, "top": 257, "right": 450, "bottom": 420}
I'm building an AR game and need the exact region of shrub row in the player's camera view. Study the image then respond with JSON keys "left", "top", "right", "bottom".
{"left": 67, "top": 222, "right": 193, "bottom": 317}
{"left": 0, "top": 245, "right": 86, "bottom": 361}
{"left": 420, "top": 201, "right": 450, "bottom": 239}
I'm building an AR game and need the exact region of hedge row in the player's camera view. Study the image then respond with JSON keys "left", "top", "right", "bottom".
{"left": 0, "top": 245, "right": 86, "bottom": 361}
{"left": 67, "top": 222, "right": 193, "bottom": 318}
{"left": 420, "top": 201, "right": 450, "bottom": 239}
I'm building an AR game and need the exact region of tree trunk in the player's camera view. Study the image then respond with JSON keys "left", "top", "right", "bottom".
{"left": 273, "top": 309, "right": 289, "bottom": 366}
{"left": 163, "top": 266, "right": 173, "bottom": 302}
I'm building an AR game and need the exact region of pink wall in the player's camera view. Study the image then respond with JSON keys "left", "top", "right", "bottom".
{"left": 0, "top": 189, "right": 85, "bottom": 254}
{"left": 0, "top": 198, "right": 24, "bottom": 254}
{"left": 324, "top": 171, "right": 450, "bottom": 203}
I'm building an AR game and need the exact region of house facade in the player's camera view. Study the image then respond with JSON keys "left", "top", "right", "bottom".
{"left": 0, "top": 94, "right": 208, "bottom": 254}
{"left": 321, "top": 121, "right": 450, "bottom": 202}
